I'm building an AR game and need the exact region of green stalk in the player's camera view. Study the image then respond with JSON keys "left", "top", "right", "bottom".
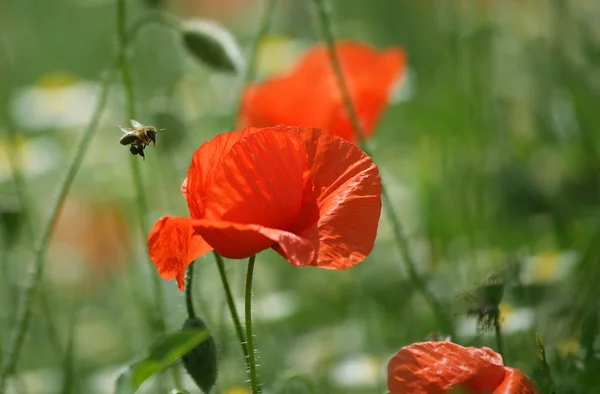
{"left": 0, "top": 32, "right": 64, "bottom": 363}
{"left": 311, "top": 0, "right": 454, "bottom": 336}
{"left": 116, "top": 0, "right": 167, "bottom": 335}
{"left": 0, "top": 11, "right": 181, "bottom": 391}
{"left": 494, "top": 308, "right": 504, "bottom": 357}
{"left": 213, "top": 252, "right": 249, "bottom": 362}
{"left": 208, "top": 0, "right": 277, "bottom": 371}
{"left": 244, "top": 255, "right": 260, "bottom": 394}
{"left": 184, "top": 262, "right": 197, "bottom": 319}
{"left": 0, "top": 61, "right": 118, "bottom": 393}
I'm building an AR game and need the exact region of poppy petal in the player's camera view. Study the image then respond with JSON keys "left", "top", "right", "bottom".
{"left": 291, "top": 127, "right": 382, "bottom": 269}
{"left": 190, "top": 219, "right": 315, "bottom": 264}
{"left": 185, "top": 127, "right": 262, "bottom": 218}
{"left": 148, "top": 216, "right": 213, "bottom": 290}
{"left": 203, "top": 127, "right": 307, "bottom": 231}
{"left": 387, "top": 341, "right": 505, "bottom": 394}
{"left": 493, "top": 367, "right": 538, "bottom": 394}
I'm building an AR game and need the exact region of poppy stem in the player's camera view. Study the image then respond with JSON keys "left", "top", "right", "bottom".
{"left": 117, "top": 0, "right": 168, "bottom": 335}
{"left": 231, "top": 0, "right": 278, "bottom": 128}
{"left": 494, "top": 308, "right": 504, "bottom": 357}
{"left": 116, "top": 1, "right": 173, "bottom": 390}
{"left": 245, "top": 255, "right": 261, "bottom": 394}
{"left": 185, "top": 262, "right": 197, "bottom": 319}
{"left": 213, "top": 251, "right": 250, "bottom": 364}
{"left": 311, "top": 0, "right": 454, "bottom": 337}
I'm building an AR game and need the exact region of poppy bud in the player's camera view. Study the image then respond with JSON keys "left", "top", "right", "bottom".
{"left": 180, "top": 316, "right": 218, "bottom": 393}
{"left": 181, "top": 19, "right": 243, "bottom": 73}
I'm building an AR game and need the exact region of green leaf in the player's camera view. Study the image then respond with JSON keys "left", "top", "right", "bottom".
{"left": 114, "top": 330, "right": 208, "bottom": 394}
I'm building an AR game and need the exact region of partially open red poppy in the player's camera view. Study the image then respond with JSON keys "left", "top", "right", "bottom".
{"left": 148, "top": 125, "right": 382, "bottom": 289}
{"left": 387, "top": 341, "right": 538, "bottom": 394}
{"left": 240, "top": 41, "right": 406, "bottom": 143}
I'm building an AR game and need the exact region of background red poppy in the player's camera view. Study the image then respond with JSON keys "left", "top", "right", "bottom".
{"left": 240, "top": 41, "right": 406, "bottom": 143}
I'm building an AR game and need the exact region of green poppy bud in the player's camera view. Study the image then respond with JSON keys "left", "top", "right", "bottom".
{"left": 181, "top": 317, "right": 218, "bottom": 393}
{"left": 181, "top": 19, "right": 243, "bottom": 73}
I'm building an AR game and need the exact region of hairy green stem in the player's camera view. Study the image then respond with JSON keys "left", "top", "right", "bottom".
{"left": 244, "top": 255, "right": 260, "bottom": 394}
{"left": 230, "top": 0, "right": 278, "bottom": 129}
{"left": 209, "top": 0, "right": 276, "bottom": 373}
{"left": 311, "top": 0, "right": 453, "bottom": 336}
{"left": 184, "top": 263, "right": 196, "bottom": 319}
{"left": 213, "top": 252, "right": 249, "bottom": 362}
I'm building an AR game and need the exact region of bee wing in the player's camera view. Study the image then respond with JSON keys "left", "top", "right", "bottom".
{"left": 130, "top": 119, "right": 143, "bottom": 128}
{"left": 119, "top": 125, "right": 133, "bottom": 133}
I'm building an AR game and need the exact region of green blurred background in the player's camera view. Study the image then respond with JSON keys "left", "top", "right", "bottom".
{"left": 2, "top": 0, "right": 600, "bottom": 392}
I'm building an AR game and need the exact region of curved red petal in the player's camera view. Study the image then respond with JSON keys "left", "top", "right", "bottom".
{"left": 190, "top": 219, "right": 315, "bottom": 264}
{"left": 203, "top": 127, "right": 307, "bottom": 233}
{"left": 185, "top": 127, "right": 262, "bottom": 218}
{"left": 387, "top": 341, "right": 505, "bottom": 394}
{"left": 289, "top": 127, "right": 381, "bottom": 269}
{"left": 493, "top": 367, "right": 538, "bottom": 394}
{"left": 147, "top": 216, "right": 213, "bottom": 290}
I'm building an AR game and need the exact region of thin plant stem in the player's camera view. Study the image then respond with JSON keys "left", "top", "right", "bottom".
{"left": 211, "top": 0, "right": 276, "bottom": 371}
{"left": 0, "top": 12, "right": 179, "bottom": 391}
{"left": 184, "top": 262, "right": 197, "bottom": 319}
{"left": 0, "top": 32, "right": 64, "bottom": 362}
{"left": 0, "top": 63, "right": 118, "bottom": 393}
{"left": 494, "top": 308, "right": 504, "bottom": 357}
{"left": 116, "top": 0, "right": 167, "bottom": 335}
{"left": 214, "top": 251, "right": 249, "bottom": 362}
{"left": 311, "top": 0, "right": 454, "bottom": 336}
{"left": 230, "top": 0, "right": 278, "bottom": 129}
{"left": 244, "top": 255, "right": 260, "bottom": 394}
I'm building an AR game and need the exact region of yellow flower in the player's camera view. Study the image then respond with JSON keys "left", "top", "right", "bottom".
{"left": 556, "top": 338, "right": 580, "bottom": 357}
{"left": 224, "top": 386, "right": 250, "bottom": 394}
{"left": 533, "top": 251, "right": 561, "bottom": 281}
{"left": 498, "top": 302, "right": 514, "bottom": 322}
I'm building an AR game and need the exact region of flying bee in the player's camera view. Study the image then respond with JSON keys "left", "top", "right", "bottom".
{"left": 119, "top": 119, "right": 159, "bottom": 160}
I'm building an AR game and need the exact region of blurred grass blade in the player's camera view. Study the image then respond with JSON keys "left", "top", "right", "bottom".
{"left": 114, "top": 330, "right": 208, "bottom": 394}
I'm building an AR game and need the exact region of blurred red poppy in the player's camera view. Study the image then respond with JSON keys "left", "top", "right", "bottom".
{"left": 240, "top": 41, "right": 406, "bottom": 143}
{"left": 148, "top": 125, "right": 382, "bottom": 289}
{"left": 387, "top": 341, "right": 538, "bottom": 394}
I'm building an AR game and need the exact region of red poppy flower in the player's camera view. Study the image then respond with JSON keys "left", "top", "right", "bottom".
{"left": 148, "top": 125, "right": 382, "bottom": 289}
{"left": 240, "top": 41, "right": 406, "bottom": 143}
{"left": 387, "top": 341, "right": 538, "bottom": 394}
